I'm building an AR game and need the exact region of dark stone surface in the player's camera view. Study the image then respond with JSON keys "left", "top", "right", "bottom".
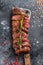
{"left": 0, "top": 0, "right": 43, "bottom": 65}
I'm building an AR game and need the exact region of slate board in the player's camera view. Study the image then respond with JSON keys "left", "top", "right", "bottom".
{"left": 0, "top": 0, "right": 43, "bottom": 65}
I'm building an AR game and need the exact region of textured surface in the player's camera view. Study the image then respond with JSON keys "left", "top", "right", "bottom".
{"left": 0, "top": 0, "right": 43, "bottom": 65}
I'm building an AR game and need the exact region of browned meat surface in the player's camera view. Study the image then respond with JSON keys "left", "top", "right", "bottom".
{"left": 12, "top": 7, "right": 29, "bottom": 17}
{"left": 12, "top": 7, "right": 31, "bottom": 54}
{"left": 12, "top": 15, "right": 22, "bottom": 21}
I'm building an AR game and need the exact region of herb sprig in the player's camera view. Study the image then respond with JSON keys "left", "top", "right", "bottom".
{"left": 18, "top": 16, "right": 24, "bottom": 49}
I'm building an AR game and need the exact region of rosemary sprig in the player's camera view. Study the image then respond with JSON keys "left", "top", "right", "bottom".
{"left": 18, "top": 15, "right": 24, "bottom": 49}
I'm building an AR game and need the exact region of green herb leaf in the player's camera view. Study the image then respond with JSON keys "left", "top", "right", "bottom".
{"left": 18, "top": 16, "right": 24, "bottom": 48}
